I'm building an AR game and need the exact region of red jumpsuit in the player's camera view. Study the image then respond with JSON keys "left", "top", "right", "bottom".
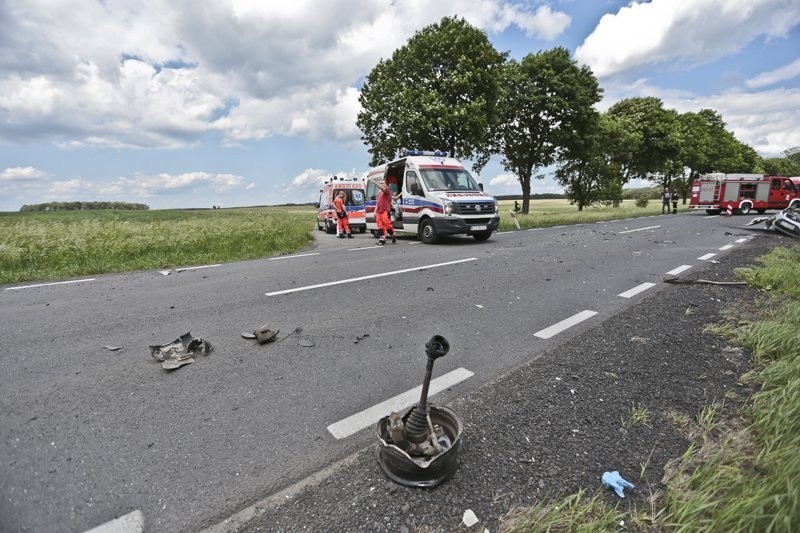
{"left": 375, "top": 187, "right": 396, "bottom": 243}
{"left": 333, "top": 196, "right": 351, "bottom": 236}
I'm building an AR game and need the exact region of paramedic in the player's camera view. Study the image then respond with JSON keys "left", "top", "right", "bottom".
{"left": 375, "top": 178, "right": 400, "bottom": 245}
{"left": 333, "top": 190, "right": 353, "bottom": 239}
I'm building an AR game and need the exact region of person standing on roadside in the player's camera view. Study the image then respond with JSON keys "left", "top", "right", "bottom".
{"left": 374, "top": 178, "right": 400, "bottom": 245}
{"left": 662, "top": 187, "right": 671, "bottom": 214}
{"left": 333, "top": 190, "right": 353, "bottom": 239}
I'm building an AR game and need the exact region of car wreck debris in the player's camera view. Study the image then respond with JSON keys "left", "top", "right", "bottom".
{"left": 746, "top": 206, "right": 800, "bottom": 238}
{"left": 254, "top": 325, "right": 279, "bottom": 344}
{"left": 376, "top": 335, "right": 464, "bottom": 487}
{"left": 150, "top": 332, "right": 212, "bottom": 370}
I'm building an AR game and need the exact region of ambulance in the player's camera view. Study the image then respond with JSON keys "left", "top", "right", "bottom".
{"left": 314, "top": 177, "right": 367, "bottom": 234}
{"left": 364, "top": 150, "right": 499, "bottom": 243}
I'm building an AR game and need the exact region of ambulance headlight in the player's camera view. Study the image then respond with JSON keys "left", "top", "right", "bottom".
{"left": 444, "top": 200, "right": 454, "bottom": 215}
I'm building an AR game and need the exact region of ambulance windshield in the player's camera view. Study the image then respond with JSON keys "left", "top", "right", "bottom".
{"left": 420, "top": 168, "right": 481, "bottom": 192}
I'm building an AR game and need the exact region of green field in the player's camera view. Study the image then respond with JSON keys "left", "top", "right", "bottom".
{"left": 0, "top": 199, "right": 675, "bottom": 285}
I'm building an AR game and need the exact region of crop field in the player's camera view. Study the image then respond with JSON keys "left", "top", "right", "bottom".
{"left": 0, "top": 199, "right": 676, "bottom": 284}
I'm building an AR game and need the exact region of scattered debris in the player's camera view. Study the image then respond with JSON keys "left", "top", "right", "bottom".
{"left": 462, "top": 509, "right": 479, "bottom": 528}
{"left": 102, "top": 345, "right": 124, "bottom": 351}
{"left": 254, "top": 325, "right": 279, "bottom": 344}
{"left": 241, "top": 332, "right": 256, "bottom": 339}
{"left": 354, "top": 334, "right": 370, "bottom": 344}
{"left": 475, "top": 304, "right": 484, "bottom": 309}
{"left": 159, "top": 270, "right": 172, "bottom": 276}
{"left": 149, "top": 332, "right": 212, "bottom": 371}
{"left": 276, "top": 327, "right": 303, "bottom": 344}
{"left": 601, "top": 470, "right": 634, "bottom": 498}
{"left": 298, "top": 338, "right": 315, "bottom": 347}
{"left": 746, "top": 207, "right": 800, "bottom": 238}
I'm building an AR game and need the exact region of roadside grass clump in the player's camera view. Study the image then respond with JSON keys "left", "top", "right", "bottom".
{"left": 500, "top": 245, "right": 800, "bottom": 532}
{"left": 624, "top": 403, "right": 652, "bottom": 429}
{"left": 0, "top": 208, "right": 314, "bottom": 284}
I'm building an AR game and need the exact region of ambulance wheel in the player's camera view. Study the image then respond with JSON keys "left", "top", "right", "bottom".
{"left": 326, "top": 219, "right": 336, "bottom": 234}
{"left": 739, "top": 203, "right": 752, "bottom": 215}
{"left": 705, "top": 209, "right": 721, "bottom": 215}
{"left": 317, "top": 218, "right": 324, "bottom": 231}
{"left": 371, "top": 229, "right": 381, "bottom": 238}
{"left": 419, "top": 219, "right": 438, "bottom": 244}
{"left": 472, "top": 230, "right": 492, "bottom": 241}
{"left": 359, "top": 226, "right": 366, "bottom": 234}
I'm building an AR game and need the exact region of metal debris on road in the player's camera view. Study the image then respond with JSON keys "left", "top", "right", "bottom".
{"left": 298, "top": 338, "right": 315, "bottom": 347}
{"left": 462, "top": 509, "right": 479, "bottom": 527}
{"left": 149, "top": 332, "right": 213, "bottom": 371}
{"left": 663, "top": 276, "right": 747, "bottom": 286}
{"left": 102, "top": 345, "right": 124, "bottom": 351}
{"left": 254, "top": 325, "right": 279, "bottom": 344}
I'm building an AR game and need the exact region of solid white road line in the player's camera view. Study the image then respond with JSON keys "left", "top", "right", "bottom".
{"left": 667, "top": 265, "right": 692, "bottom": 276}
{"left": 174, "top": 264, "right": 221, "bottom": 272}
{"left": 719, "top": 244, "right": 734, "bottom": 251}
{"left": 4, "top": 278, "right": 96, "bottom": 291}
{"left": 266, "top": 257, "right": 478, "bottom": 296}
{"left": 269, "top": 252, "right": 320, "bottom": 260}
{"left": 698, "top": 253, "right": 717, "bottom": 261}
{"left": 705, "top": 215, "right": 720, "bottom": 219}
{"left": 534, "top": 310, "right": 598, "bottom": 339}
{"left": 83, "top": 510, "right": 144, "bottom": 533}
{"left": 618, "top": 282, "right": 656, "bottom": 298}
{"left": 327, "top": 367, "right": 475, "bottom": 439}
{"left": 618, "top": 225, "right": 661, "bottom": 234}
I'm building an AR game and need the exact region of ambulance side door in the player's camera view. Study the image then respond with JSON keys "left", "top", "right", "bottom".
{"left": 402, "top": 169, "right": 424, "bottom": 232}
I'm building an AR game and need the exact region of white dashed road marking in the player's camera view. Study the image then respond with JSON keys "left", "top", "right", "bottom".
{"left": 735, "top": 238, "right": 749, "bottom": 243}
{"left": 618, "top": 282, "right": 656, "bottom": 299}
{"left": 83, "top": 510, "right": 144, "bottom": 533}
{"left": 698, "top": 253, "right": 717, "bottom": 261}
{"left": 327, "top": 367, "right": 475, "bottom": 439}
{"left": 719, "top": 244, "right": 734, "bottom": 251}
{"left": 266, "top": 258, "right": 477, "bottom": 296}
{"left": 667, "top": 265, "right": 692, "bottom": 276}
{"left": 4, "top": 278, "right": 96, "bottom": 291}
{"left": 534, "top": 310, "right": 598, "bottom": 339}
{"left": 618, "top": 225, "right": 660, "bottom": 234}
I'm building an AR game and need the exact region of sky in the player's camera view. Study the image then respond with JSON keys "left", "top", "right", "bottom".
{"left": 1, "top": 0, "right": 799, "bottom": 211}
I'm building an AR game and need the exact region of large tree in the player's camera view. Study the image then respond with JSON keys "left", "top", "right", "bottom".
{"left": 357, "top": 17, "right": 506, "bottom": 168}
{"left": 496, "top": 47, "right": 602, "bottom": 213}
{"left": 606, "top": 97, "right": 681, "bottom": 185}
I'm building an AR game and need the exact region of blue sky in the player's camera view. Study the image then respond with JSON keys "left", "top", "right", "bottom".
{"left": 1, "top": 0, "right": 798, "bottom": 211}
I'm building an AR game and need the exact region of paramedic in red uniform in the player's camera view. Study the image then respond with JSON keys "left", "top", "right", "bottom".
{"left": 333, "top": 190, "right": 353, "bottom": 239}
{"left": 375, "top": 178, "right": 400, "bottom": 245}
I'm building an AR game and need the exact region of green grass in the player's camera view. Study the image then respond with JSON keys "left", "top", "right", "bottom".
{"left": 1, "top": 200, "right": 673, "bottom": 285}
{"left": 0, "top": 208, "right": 315, "bottom": 284}
{"left": 501, "top": 244, "right": 800, "bottom": 532}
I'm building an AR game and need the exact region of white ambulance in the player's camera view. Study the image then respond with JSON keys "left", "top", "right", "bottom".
{"left": 364, "top": 150, "right": 499, "bottom": 243}
{"left": 314, "top": 177, "right": 367, "bottom": 234}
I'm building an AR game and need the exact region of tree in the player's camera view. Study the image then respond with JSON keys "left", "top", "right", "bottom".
{"left": 555, "top": 114, "right": 630, "bottom": 210}
{"left": 496, "top": 47, "right": 602, "bottom": 213}
{"left": 606, "top": 97, "right": 681, "bottom": 184}
{"left": 357, "top": 17, "right": 506, "bottom": 169}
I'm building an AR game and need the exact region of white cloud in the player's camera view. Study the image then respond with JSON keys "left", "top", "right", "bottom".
{"left": 0, "top": 0, "right": 563, "bottom": 149}
{"left": 746, "top": 58, "right": 800, "bottom": 89}
{"left": 489, "top": 173, "right": 521, "bottom": 187}
{"left": 576, "top": 0, "right": 800, "bottom": 79}
{"left": 0, "top": 166, "right": 51, "bottom": 182}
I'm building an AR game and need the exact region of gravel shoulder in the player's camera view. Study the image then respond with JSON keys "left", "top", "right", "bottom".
{"left": 208, "top": 234, "right": 782, "bottom": 533}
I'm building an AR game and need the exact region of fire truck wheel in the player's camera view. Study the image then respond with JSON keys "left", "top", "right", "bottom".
{"left": 705, "top": 209, "right": 721, "bottom": 215}
{"left": 419, "top": 219, "right": 438, "bottom": 244}
{"left": 739, "top": 203, "right": 752, "bottom": 215}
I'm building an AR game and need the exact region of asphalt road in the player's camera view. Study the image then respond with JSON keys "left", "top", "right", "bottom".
{"left": 0, "top": 211, "right": 761, "bottom": 532}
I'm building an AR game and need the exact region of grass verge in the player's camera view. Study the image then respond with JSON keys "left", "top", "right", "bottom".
{"left": 500, "top": 244, "right": 800, "bottom": 532}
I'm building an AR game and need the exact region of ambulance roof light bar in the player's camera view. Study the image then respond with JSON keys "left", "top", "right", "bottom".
{"left": 404, "top": 149, "right": 449, "bottom": 157}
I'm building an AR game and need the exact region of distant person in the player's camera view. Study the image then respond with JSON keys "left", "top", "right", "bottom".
{"left": 374, "top": 178, "right": 400, "bottom": 245}
{"left": 514, "top": 200, "right": 521, "bottom": 213}
{"left": 662, "top": 187, "right": 671, "bottom": 214}
{"left": 333, "top": 190, "right": 353, "bottom": 238}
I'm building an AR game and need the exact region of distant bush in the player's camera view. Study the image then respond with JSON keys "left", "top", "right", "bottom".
{"left": 635, "top": 195, "right": 650, "bottom": 208}
{"left": 19, "top": 201, "right": 149, "bottom": 212}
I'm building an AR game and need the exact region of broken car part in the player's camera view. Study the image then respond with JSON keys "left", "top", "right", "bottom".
{"left": 376, "top": 335, "right": 463, "bottom": 487}
{"left": 149, "top": 332, "right": 212, "bottom": 371}
{"left": 254, "top": 325, "right": 279, "bottom": 344}
{"left": 745, "top": 207, "right": 800, "bottom": 239}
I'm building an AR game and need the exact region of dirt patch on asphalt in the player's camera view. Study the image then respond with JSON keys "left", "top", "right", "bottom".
{"left": 222, "top": 236, "right": 782, "bottom": 533}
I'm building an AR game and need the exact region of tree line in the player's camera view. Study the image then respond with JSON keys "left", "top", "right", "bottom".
{"left": 357, "top": 16, "right": 800, "bottom": 213}
{"left": 20, "top": 201, "right": 150, "bottom": 212}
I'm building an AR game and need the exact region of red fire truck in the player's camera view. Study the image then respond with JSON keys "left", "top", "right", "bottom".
{"left": 688, "top": 173, "right": 800, "bottom": 215}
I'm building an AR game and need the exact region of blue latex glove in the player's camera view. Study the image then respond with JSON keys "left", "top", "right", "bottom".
{"left": 601, "top": 471, "right": 634, "bottom": 498}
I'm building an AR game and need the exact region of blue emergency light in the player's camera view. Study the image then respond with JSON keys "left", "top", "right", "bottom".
{"left": 404, "top": 149, "right": 449, "bottom": 157}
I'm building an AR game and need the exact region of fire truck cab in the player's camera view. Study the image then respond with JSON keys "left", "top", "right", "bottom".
{"left": 364, "top": 150, "right": 499, "bottom": 243}
{"left": 315, "top": 177, "right": 367, "bottom": 234}
{"left": 689, "top": 173, "right": 800, "bottom": 215}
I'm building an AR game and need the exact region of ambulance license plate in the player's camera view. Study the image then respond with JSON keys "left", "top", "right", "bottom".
{"left": 471, "top": 225, "right": 487, "bottom": 231}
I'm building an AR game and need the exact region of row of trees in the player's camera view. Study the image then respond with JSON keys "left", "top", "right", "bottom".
{"left": 357, "top": 17, "right": 794, "bottom": 213}
{"left": 20, "top": 202, "right": 150, "bottom": 212}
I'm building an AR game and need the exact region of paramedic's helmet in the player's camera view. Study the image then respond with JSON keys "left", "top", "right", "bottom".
{"left": 386, "top": 175, "right": 398, "bottom": 194}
